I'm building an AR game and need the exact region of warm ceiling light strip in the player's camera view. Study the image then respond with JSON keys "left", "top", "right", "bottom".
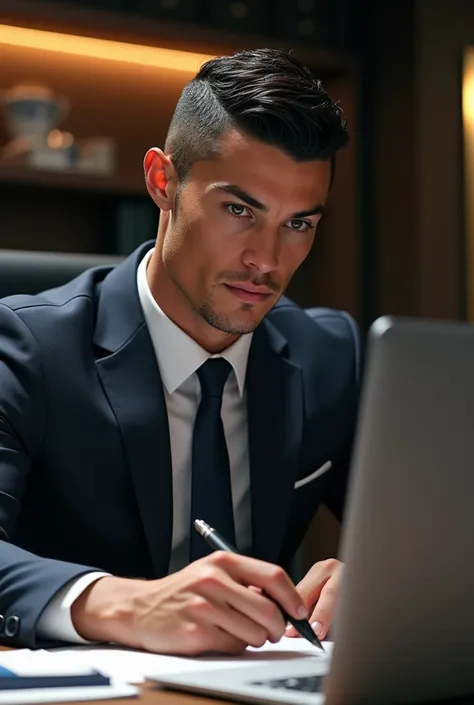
{"left": 0, "top": 23, "right": 215, "bottom": 72}
{"left": 463, "top": 57, "right": 474, "bottom": 126}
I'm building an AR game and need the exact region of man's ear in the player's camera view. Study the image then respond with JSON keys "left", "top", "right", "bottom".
{"left": 143, "top": 148, "right": 176, "bottom": 210}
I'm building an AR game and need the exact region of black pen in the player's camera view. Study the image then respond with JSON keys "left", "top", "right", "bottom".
{"left": 193, "top": 519, "right": 325, "bottom": 652}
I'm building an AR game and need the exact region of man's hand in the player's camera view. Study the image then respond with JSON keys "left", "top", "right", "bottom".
{"left": 71, "top": 552, "right": 309, "bottom": 656}
{"left": 285, "top": 558, "right": 342, "bottom": 641}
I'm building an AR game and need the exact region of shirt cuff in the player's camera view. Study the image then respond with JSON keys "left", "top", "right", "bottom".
{"left": 36, "top": 572, "right": 111, "bottom": 644}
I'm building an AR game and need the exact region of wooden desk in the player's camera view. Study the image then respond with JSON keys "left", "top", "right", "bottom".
{"left": 73, "top": 681, "right": 474, "bottom": 705}
{"left": 104, "top": 681, "right": 229, "bottom": 705}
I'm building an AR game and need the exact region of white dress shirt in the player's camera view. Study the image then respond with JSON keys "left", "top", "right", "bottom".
{"left": 37, "top": 248, "right": 253, "bottom": 643}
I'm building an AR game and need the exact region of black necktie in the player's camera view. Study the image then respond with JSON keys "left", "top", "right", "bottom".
{"left": 190, "top": 358, "right": 235, "bottom": 561}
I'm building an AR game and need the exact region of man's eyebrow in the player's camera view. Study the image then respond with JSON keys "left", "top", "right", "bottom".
{"left": 213, "top": 184, "right": 267, "bottom": 211}
{"left": 291, "top": 204, "right": 325, "bottom": 219}
{"left": 211, "top": 183, "right": 325, "bottom": 219}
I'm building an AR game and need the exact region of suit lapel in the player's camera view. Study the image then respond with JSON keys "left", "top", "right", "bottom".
{"left": 247, "top": 320, "right": 303, "bottom": 564}
{"left": 94, "top": 243, "right": 173, "bottom": 578}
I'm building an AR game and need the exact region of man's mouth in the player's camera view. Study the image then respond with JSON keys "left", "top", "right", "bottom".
{"left": 223, "top": 283, "right": 274, "bottom": 304}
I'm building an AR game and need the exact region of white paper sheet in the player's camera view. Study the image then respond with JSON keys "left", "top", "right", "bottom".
{"left": 0, "top": 637, "right": 331, "bottom": 694}
{"left": 0, "top": 684, "right": 138, "bottom": 704}
{"left": 0, "top": 649, "right": 96, "bottom": 676}
{"left": 0, "top": 649, "right": 139, "bottom": 702}
{"left": 50, "top": 637, "right": 332, "bottom": 684}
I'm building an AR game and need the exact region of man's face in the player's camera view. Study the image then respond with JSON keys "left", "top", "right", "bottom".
{"left": 160, "top": 129, "right": 331, "bottom": 336}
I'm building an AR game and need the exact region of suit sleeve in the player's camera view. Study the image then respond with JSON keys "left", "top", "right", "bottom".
{"left": 37, "top": 572, "right": 110, "bottom": 643}
{"left": 0, "top": 303, "right": 100, "bottom": 648}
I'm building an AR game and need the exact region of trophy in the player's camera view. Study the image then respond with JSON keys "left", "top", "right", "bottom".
{"left": 0, "top": 82, "right": 114, "bottom": 175}
{"left": 2, "top": 83, "right": 69, "bottom": 149}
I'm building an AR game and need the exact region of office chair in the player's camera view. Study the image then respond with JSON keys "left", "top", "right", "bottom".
{"left": 0, "top": 249, "right": 123, "bottom": 299}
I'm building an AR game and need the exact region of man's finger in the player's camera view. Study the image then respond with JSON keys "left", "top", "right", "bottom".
{"left": 295, "top": 559, "right": 340, "bottom": 606}
{"left": 307, "top": 578, "right": 338, "bottom": 639}
{"left": 286, "top": 560, "right": 342, "bottom": 639}
{"left": 210, "top": 552, "right": 308, "bottom": 622}
{"left": 285, "top": 619, "right": 324, "bottom": 639}
{"left": 284, "top": 623, "right": 299, "bottom": 637}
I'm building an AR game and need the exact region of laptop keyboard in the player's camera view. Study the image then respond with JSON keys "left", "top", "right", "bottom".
{"left": 249, "top": 675, "right": 324, "bottom": 693}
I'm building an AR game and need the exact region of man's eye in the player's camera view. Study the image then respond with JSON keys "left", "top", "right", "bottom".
{"left": 287, "top": 219, "right": 314, "bottom": 232}
{"left": 225, "top": 204, "right": 250, "bottom": 218}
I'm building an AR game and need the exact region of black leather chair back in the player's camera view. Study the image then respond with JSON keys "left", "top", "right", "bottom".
{"left": 0, "top": 250, "right": 123, "bottom": 299}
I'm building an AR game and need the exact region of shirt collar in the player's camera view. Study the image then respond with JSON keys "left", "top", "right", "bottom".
{"left": 136, "top": 248, "right": 253, "bottom": 396}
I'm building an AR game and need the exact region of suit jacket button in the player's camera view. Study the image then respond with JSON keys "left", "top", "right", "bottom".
{"left": 0, "top": 615, "right": 4, "bottom": 632}
{"left": 5, "top": 616, "right": 20, "bottom": 637}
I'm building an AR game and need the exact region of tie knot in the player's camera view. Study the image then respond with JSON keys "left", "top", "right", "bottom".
{"left": 197, "top": 358, "right": 232, "bottom": 398}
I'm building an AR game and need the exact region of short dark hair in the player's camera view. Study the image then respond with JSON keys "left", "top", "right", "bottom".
{"left": 165, "top": 48, "right": 349, "bottom": 183}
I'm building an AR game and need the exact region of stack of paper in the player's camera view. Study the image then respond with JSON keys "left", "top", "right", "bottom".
{"left": 0, "top": 650, "right": 138, "bottom": 703}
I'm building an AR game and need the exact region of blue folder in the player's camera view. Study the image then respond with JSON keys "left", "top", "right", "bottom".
{"left": 0, "top": 667, "right": 110, "bottom": 690}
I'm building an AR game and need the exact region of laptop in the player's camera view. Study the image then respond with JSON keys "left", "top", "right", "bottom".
{"left": 152, "top": 316, "right": 474, "bottom": 705}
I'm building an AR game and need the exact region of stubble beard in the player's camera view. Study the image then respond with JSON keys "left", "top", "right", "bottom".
{"left": 198, "top": 301, "right": 261, "bottom": 335}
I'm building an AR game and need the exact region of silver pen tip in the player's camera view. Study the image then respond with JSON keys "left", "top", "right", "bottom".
{"left": 193, "top": 519, "right": 211, "bottom": 537}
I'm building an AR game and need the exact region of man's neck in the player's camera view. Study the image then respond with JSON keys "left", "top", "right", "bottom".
{"left": 146, "top": 253, "right": 240, "bottom": 355}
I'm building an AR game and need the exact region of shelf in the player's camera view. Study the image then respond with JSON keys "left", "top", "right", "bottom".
{"left": 0, "top": 163, "right": 145, "bottom": 196}
{"left": 0, "top": 0, "right": 361, "bottom": 321}
{"left": 0, "top": 0, "right": 354, "bottom": 76}
{"left": 0, "top": 0, "right": 357, "bottom": 200}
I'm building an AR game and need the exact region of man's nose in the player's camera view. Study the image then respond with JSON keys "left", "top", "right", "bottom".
{"left": 241, "top": 227, "right": 280, "bottom": 274}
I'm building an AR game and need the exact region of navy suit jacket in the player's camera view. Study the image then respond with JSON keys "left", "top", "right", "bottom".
{"left": 0, "top": 242, "right": 360, "bottom": 648}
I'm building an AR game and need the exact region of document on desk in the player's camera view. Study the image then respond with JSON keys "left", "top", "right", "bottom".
{"left": 0, "top": 649, "right": 138, "bottom": 703}
{"left": 49, "top": 637, "right": 332, "bottom": 684}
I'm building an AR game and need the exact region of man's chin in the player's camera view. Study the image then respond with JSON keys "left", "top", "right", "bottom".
{"left": 200, "top": 307, "right": 265, "bottom": 335}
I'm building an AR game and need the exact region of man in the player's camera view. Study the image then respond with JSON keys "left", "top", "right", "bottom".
{"left": 0, "top": 48, "right": 360, "bottom": 654}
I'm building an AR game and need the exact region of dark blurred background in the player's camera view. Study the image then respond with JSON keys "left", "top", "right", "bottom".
{"left": 1, "top": 0, "right": 473, "bottom": 567}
